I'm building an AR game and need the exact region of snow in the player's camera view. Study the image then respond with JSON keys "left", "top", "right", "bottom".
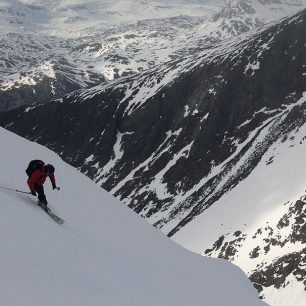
{"left": 198, "top": 0, "right": 306, "bottom": 41}
{"left": 0, "top": 126, "right": 266, "bottom": 306}
{"left": 0, "top": 0, "right": 225, "bottom": 98}
{"left": 1, "top": 73, "right": 37, "bottom": 91}
{"left": 172, "top": 93, "right": 306, "bottom": 305}
{"left": 152, "top": 141, "right": 194, "bottom": 200}
{"left": 84, "top": 154, "right": 94, "bottom": 164}
{"left": 173, "top": 95, "right": 306, "bottom": 248}
{"left": 96, "top": 131, "right": 124, "bottom": 184}
{"left": 0, "top": 0, "right": 222, "bottom": 38}
{"left": 263, "top": 274, "right": 306, "bottom": 306}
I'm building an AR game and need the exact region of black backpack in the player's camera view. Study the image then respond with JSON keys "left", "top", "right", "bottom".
{"left": 26, "top": 160, "right": 45, "bottom": 177}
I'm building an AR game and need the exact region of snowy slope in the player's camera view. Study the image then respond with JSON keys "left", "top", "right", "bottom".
{"left": 0, "top": 126, "right": 265, "bottom": 306}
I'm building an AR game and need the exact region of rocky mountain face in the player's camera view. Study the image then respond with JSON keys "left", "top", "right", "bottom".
{"left": 203, "top": 193, "right": 306, "bottom": 304}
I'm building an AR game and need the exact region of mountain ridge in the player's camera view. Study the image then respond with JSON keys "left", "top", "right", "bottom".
{"left": 2, "top": 0, "right": 306, "bottom": 112}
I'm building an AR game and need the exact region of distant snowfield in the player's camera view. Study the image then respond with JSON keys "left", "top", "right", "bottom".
{"left": 2, "top": 0, "right": 306, "bottom": 109}
{"left": 0, "top": 127, "right": 266, "bottom": 306}
{"left": 0, "top": 0, "right": 223, "bottom": 37}
{"left": 0, "top": 0, "right": 223, "bottom": 105}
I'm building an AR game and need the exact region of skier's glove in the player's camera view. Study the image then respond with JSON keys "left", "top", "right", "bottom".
{"left": 31, "top": 190, "right": 37, "bottom": 196}
{"left": 52, "top": 184, "right": 57, "bottom": 190}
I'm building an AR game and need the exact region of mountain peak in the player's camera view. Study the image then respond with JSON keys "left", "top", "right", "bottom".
{"left": 207, "top": 0, "right": 306, "bottom": 38}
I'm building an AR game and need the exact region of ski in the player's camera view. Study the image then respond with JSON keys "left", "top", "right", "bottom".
{"left": 45, "top": 208, "right": 65, "bottom": 225}
{"left": 37, "top": 202, "right": 65, "bottom": 225}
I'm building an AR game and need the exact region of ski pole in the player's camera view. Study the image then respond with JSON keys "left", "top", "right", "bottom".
{"left": 0, "top": 186, "right": 31, "bottom": 194}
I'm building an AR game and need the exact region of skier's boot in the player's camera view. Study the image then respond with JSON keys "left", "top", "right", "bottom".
{"left": 38, "top": 201, "right": 49, "bottom": 212}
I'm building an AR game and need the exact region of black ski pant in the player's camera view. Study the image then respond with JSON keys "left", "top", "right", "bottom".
{"left": 34, "top": 184, "right": 47, "bottom": 205}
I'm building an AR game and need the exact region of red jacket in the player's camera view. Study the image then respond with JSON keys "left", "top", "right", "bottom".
{"left": 27, "top": 168, "right": 56, "bottom": 192}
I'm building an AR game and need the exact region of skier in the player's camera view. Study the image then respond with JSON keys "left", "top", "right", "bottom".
{"left": 26, "top": 160, "right": 57, "bottom": 210}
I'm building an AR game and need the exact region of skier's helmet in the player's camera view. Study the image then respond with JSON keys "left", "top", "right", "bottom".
{"left": 46, "top": 164, "right": 55, "bottom": 174}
